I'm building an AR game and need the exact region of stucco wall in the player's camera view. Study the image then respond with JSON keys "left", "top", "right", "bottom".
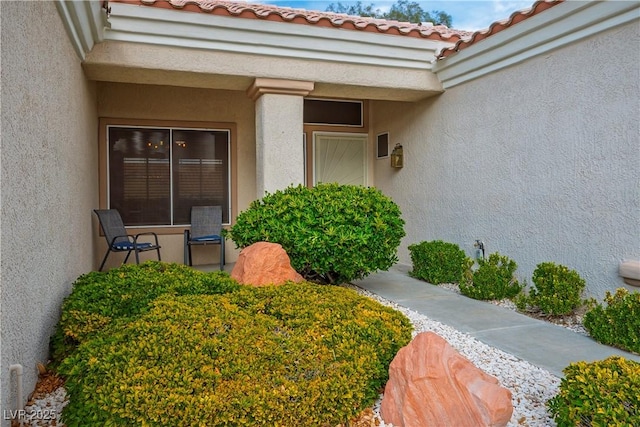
{"left": 96, "top": 82, "right": 256, "bottom": 268}
{"left": 373, "top": 21, "right": 640, "bottom": 299}
{"left": 0, "top": 1, "right": 98, "bottom": 421}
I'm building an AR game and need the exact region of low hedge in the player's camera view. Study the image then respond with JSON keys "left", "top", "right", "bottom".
{"left": 583, "top": 288, "right": 640, "bottom": 354}
{"left": 58, "top": 283, "right": 412, "bottom": 426}
{"left": 50, "top": 262, "right": 240, "bottom": 363}
{"left": 547, "top": 356, "right": 639, "bottom": 426}
{"left": 408, "top": 240, "right": 471, "bottom": 285}
{"left": 516, "top": 262, "right": 586, "bottom": 316}
{"left": 460, "top": 252, "right": 522, "bottom": 300}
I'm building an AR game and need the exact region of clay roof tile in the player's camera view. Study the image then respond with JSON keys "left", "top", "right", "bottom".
{"left": 437, "top": 0, "right": 564, "bottom": 59}
{"left": 109, "top": 0, "right": 472, "bottom": 42}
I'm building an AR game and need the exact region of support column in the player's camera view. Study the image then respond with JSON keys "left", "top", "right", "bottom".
{"left": 247, "top": 78, "right": 314, "bottom": 198}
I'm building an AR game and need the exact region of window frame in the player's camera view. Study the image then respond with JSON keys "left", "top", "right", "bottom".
{"left": 99, "top": 118, "right": 237, "bottom": 235}
{"left": 303, "top": 98, "right": 364, "bottom": 127}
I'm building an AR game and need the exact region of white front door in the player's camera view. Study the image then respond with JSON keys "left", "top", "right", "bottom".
{"left": 313, "top": 132, "right": 367, "bottom": 186}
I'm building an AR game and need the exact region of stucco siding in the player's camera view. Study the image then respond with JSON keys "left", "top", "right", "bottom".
{"left": 96, "top": 82, "right": 256, "bottom": 268}
{"left": 373, "top": 20, "right": 640, "bottom": 299}
{"left": 1, "top": 1, "right": 98, "bottom": 421}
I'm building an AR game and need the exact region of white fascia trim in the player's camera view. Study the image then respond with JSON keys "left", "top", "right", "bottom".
{"left": 106, "top": 3, "right": 452, "bottom": 70}
{"left": 434, "top": 1, "right": 640, "bottom": 89}
{"left": 55, "top": 0, "right": 106, "bottom": 60}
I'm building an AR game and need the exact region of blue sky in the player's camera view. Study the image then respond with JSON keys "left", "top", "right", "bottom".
{"left": 257, "top": 1, "right": 535, "bottom": 31}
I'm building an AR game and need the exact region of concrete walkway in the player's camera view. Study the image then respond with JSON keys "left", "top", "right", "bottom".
{"left": 353, "top": 264, "right": 640, "bottom": 377}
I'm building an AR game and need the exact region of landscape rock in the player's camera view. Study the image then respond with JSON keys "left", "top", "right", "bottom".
{"left": 381, "top": 331, "right": 513, "bottom": 427}
{"left": 231, "top": 241, "right": 304, "bottom": 287}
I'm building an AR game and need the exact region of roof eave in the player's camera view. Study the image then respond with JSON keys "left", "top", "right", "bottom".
{"left": 55, "top": 0, "right": 107, "bottom": 60}
{"left": 434, "top": 0, "right": 640, "bottom": 89}
{"left": 104, "top": 2, "right": 453, "bottom": 71}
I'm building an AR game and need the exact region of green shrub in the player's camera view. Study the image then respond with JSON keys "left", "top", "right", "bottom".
{"left": 225, "top": 183, "right": 405, "bottom": 285}
{"left": 58, "top": 283, "right": 412, "bottom": 426}
{"left": 50, "top": 262, "right": 240, "bottom": 363}
{"left": 516, "top": 262, "right": 586, "bottom": 315}
{"left": 583, "top": 288, "right": 640, "bottom": 354}
{"left": 459, "top": 252, "right": 522, "bottom": 300}
{"left": 547, "top": 356, "right": 640, "bottom": 426}
{"left": 408, "top": 240, "right": 471, "bottom": 285}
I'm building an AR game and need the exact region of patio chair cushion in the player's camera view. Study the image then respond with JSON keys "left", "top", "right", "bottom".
{"left": 113, "top": 241, "right": 154, "bottom": 251}
{"left": 191, "top": 235, "right": 221, "bottom": 242}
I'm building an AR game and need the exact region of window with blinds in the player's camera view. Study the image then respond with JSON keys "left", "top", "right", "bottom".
{"left": 108, "top": 126, "right": 230, "bottom": 226}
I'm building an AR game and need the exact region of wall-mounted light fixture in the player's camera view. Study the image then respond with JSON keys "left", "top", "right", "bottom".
{"left": 390, "top": 143, "right": 403, "bottom": 168}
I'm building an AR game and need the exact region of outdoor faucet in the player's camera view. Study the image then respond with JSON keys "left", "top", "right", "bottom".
{"left": 474, "top": 240, "right": 485, "bottom": 259}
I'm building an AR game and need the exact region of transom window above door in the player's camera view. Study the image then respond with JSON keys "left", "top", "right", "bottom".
{"left": 304, "top": 99, "right": 363, "bottom": 127}
{"left": 106, "top": 123, "right": 231, "bottom": 227}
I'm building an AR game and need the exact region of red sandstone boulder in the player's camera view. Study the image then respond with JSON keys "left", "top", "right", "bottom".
{"left": 231, "top": 242, "right": 304, "bottom": 287}
{"left": 381, "top": 332, "right": 513, "bottom": 427}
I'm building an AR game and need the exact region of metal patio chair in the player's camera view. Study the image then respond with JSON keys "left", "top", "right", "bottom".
{"left": 94, "top": 209, "right": 161, "bottom": 271}
{"left": 184, "top": 206, "right": 225, "bottom": 270}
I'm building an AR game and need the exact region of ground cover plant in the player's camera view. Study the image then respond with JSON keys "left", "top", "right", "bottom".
{"left": 459, "top": 252, "right": 522, "bottom": 300}
{"left": 50, "top": 262, "right": 240, "bottom": 363}
{"left": 226, "top": 183, "right": 405, "bottom": 284}
{"left": 547, "top": 356, "right": 640, "bottom": 426}
{"left": 408, "top": 240, "right": 471, "bottom": 285}
{"left": 54, "top": 269, "right": 412, "bottom": 426}
{"left": 515, "top": 262, "right": 586, "bottom": 316}
{"left": 583, "top": 288, "right": 640, "bottom": 354}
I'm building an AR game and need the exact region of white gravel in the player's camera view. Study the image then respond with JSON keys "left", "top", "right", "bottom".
{"left": 19, "top": 386, "right": 68, "bottom": 426}
{"left": 21, "top": 284, "right": 564, "bottom": 427}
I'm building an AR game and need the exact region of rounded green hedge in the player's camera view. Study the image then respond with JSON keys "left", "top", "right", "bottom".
{"left": 460, "top": 252, "right": 522, "bottom": 300}
{"left": 408, "top": 240, "right": 471, "bottom": 285}
{"left": 583, "top": 288, "right": 640, "bottom": 354}
{"left": 58, "top": 283, "right": 412, "bottom": 426}
{"left": 548, "top": 356, "right": 639, "bottom": 426}
{"left": 516, "top": 262, "right": 586, "bottom": 315}
{"left": 225, "top": 183, "right": 405, "bottom": 285}
{"left": 50, "top": 262, "right": 240, "bottom": 363}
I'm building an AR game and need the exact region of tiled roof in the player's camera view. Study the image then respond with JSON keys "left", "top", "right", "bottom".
{"left": 108, "top": 0, "right": 472, "bottom": 42}
{"left": 437, "top": 0, "right": 564, "bottom": 59}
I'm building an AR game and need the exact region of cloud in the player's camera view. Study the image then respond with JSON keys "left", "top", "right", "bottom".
{"left": 492, "top": 0, "right": 533, "bottom": 15}
{"left": 430, "top": 0, "right": 534, "bottom": 30}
